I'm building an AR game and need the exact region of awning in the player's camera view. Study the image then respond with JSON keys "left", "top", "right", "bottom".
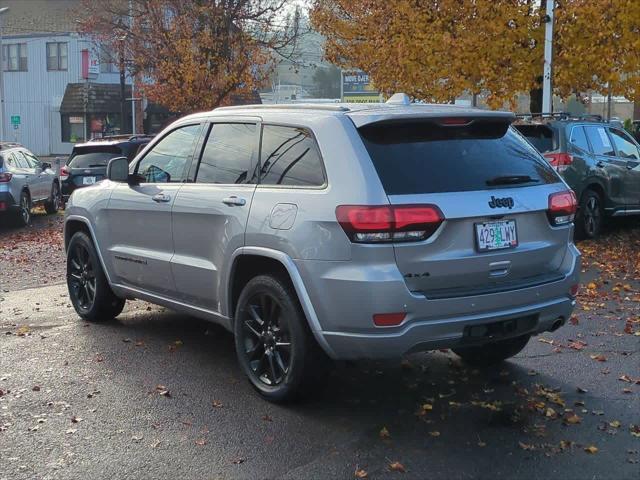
{"left": 60, "top": 83, "right": 132, "bottom": 114}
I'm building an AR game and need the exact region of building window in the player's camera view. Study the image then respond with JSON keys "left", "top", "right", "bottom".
{"left": 61, "top": 113, "right": 123, "bottom": 143}
{"left": 98, "top": 46, "right": 117, "bottom": 73}
{"left": 47, "top": 42, "right": 68, "bottom": 71}
{"left": 2, "top": 43, "right": 27, "bottom": 71}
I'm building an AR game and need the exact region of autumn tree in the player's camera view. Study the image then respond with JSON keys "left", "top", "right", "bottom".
{"left": 555, "top": 0, "right": 640, "bottom": 103}
{"left": 79, "top": 0, "right": 304, "bottom": 114}
{"left": 311, "top": 0, "right": 640, "bottom": 109}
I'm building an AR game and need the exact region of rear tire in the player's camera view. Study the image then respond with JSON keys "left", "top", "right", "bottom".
{"left": 452, "top": 334, "right": 530, "bottom": 366}
{"left": 44, "top": 181, "right": 61, "bottom": 214}
{"left": 576, "top": 189, "right": 603, "bottom": 239}
{"left": 234, "top": 274, "right": 329, "bottom": 403}
{"left": 67, "top": 231, "right": 125, "bottom": 321}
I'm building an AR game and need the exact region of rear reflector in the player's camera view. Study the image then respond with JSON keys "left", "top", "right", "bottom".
{"left": 0, "top": 202, "right": 6, "bottom": 211}
{"left": 373, "top": 312, "right": 406, "bottom": 327}
{"left": 0, "top": 172, "right": 12, "bottom": 183}
{"left": 548, "top": 190, "right": 577, "bottom": 226}
{"left": 570, "top": 284, "right": 579, "bottom": 297}
{"left": 544, "top": 153, "right": 573, "bottom": 173}
{"left": 336, "top": 204, "right": 444, "bottom": 243}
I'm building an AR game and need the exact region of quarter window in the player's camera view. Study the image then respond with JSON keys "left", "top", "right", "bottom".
{"left": 137, "top": 124, "right": 200, "bottom": 183}
{"left": 2, "top": 43, "right": 27, "bottom": 71}
{"left": 585, "top": 126, "right": 615, "bottom": 156}
{"left": 569, "top": 126, "right": 590, "bottom": 152}
{"left": 260, "top": 125, "right": 325, "bottom": 187}
{"left": 196, "top": 123, "right": 256, "bottom": 184}
{"left": 609, "top": 128, "right": 640, "bottom": 160}
{"left": 47, "top": 42, "right": 68, "bottom": 71}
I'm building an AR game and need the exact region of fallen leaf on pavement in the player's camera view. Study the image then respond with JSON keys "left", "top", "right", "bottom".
{"left": 590, "top": 354, "right": 607, "bottom": 362}
{"left": 212, "top": 400, "right": 223, "bottom": 408}
{"left": 379, "top": 426, "right": 390, "bottom": 439}
{"left": 584, "top": 445, "right": 598, "bottom": 454}
{"left": 389, "top": 461, "right": 406, "bottom": 473}
{"left": 195, "top": 438, "right": 207, "bottom": 446}
{"left": 355, "top": 468, "right": 368, "bottom": 478}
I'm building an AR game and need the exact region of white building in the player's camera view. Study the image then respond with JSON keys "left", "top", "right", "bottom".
{"left": 1, "top": 0, "right": 132, "bottom": 156}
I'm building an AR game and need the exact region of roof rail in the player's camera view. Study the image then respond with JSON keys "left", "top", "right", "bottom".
{"left": 0, "top": 141, "right": 22, "bottom": 150}
{"left": 215, "top": 103, "right": 351, "bottom": 112}
{"left": 516, "top": 112, "right": 604, "bottom": 122}
{"left": 87, "top": 134, "right": 155, "bottom": 143}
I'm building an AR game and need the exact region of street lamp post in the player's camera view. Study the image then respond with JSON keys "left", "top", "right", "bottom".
{"left": 542, "top": 0, "right": 555, "bottom": 115}
{"left": 0, "top": 7, "right": 9, "bottom": 141}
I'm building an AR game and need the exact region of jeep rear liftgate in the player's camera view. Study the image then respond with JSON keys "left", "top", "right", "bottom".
{"left": 358, "top": 118, "right": 573, "bottom": 297}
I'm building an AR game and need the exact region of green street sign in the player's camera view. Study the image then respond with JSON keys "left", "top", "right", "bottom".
{"left": 10, "top": 115, "right": 20, "bottom": 126}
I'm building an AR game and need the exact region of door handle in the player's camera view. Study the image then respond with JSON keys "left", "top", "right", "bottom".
{"left": 152, "top": 193, "right": 171, "bottom": 203}
{"left": 222, "top": 196, "right": 246, "bottom": 206}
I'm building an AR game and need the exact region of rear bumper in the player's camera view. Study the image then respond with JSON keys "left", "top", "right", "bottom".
{"left": 295, "top": 244, "right": 580, "bottom": 360}
{"left": 0, "top": 191, "right": 17, "bottom": 211}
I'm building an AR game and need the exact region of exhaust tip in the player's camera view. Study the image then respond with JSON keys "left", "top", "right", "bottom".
{"left": 549, "top": 318, "right": 564, "bottom": 332}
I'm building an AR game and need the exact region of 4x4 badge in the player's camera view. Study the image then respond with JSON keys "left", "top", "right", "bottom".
{"left": 488, "top": 196, "right": 514, "bottom": 209}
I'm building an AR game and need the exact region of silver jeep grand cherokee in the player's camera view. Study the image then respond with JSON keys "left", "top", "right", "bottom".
{"left": 64, "top": 96, "right": 581, "bottom": 402}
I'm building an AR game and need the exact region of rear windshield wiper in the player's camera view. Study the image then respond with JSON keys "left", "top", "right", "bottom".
{"left": 485, "top": 175, "right": 540, "bottom": 186}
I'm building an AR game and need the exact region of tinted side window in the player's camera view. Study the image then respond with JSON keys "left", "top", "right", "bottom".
{"left": 196, "top": 123, "right": 256, "bottom": 184}
{"left": 260, "top": 125, "right": 325, "bottom": 187}
{"left": 137, "top": 124, "right": 200, "bottom": 183}
{"left": 12, "top": 151, "right": 29, "bottom": 169}
{"left": 20, "top": 151, "right": 39, "bottom": 168}
{"left": 609, "top": 129, "right": 640, "bottom": 160}
{"left": 569, "top": 126, "right": 590, "bottom": 152}
{"left": 585, "top": 126, "right": 615, "bottom": 156}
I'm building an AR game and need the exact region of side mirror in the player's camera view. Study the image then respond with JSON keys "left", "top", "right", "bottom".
{"left": 41, "top": 162, "right": 51, "bottom": 170}
{"left": 106, "top": 157, "right": 129, "bottom": 183}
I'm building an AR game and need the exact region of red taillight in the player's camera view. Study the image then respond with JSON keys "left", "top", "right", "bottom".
{"left": 0, "top": 201, "right": 6, "bottom": 211}
{"left": 373, "top": 312, "right": 406, "bottom": 327}
{"left": 543, "top": 153, "right": 573, "bottom": 173}
{"left": 440, "top": 117, "right": 472, "bottom": 126}
{"left": 336, "top": 204, "right": 444, "bottom": 243}
{"left": 548, "top": 191, "right": 577, "bottom": 226}
{"left": 0, "top": 172, "right": 12, "bottom": 183}
{"left": 570, "top": 284, "right": 579, "bottom": 297}
{"left": 60, "top": 165, "right": 70, "bottom": 181}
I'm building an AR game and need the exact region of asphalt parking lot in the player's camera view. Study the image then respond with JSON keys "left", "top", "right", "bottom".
{"left": 0, "top": 214, "right": 638, "bottom": 479}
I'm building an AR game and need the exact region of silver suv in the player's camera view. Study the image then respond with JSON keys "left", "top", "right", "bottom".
{"left": 64, "top": 98, "right": 581, "bottom": 402}
{"left": 0, "top": 142, "right": 61, "bottom": 225}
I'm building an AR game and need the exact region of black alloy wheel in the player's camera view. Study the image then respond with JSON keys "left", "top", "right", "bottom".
{"left": 240, "top": 292, "right": 291, "bottom": 386}
{"left": 68, "top": 242, "right": 97, "bottom": 312}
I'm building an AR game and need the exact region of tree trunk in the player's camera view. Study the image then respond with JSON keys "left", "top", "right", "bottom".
{"left": 530, "top": 81, "right": 543, "bottom": 115}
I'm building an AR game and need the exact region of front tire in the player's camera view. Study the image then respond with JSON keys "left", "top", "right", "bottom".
{"left": 576, "top": 189, "right": 603, "bottom": 239}
{"left": 44, "top": 181, "right": 61, "bottom": 214}
{"left": 452, "top": 334, "right": 530, "bottom": 366}
{"left": 234, "top": 274, "right": 329, "bottom": 403}
{"left": 67, "top": 231, "right": 125, "bottom": 321}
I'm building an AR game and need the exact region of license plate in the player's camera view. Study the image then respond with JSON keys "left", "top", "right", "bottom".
{"left": 82, "top": 176, "right": 96, "bottom": 185}
{"left": 475, "top": 220, "right": 517, "bottom": 252}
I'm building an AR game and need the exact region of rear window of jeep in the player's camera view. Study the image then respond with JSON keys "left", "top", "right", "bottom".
{"left": 359, "top": 121, "right": 560, "bottom": 195}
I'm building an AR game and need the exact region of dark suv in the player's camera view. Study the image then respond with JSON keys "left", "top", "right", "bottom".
{"left": 60, "top": 135, "right": 153, "bottom": 202}
{"left": 515, "top": 116, "right": 640, "bottom": 238}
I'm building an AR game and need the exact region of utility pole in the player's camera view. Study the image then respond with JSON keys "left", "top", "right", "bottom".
{"left": 542, "top": 0, "right": 555, "bottom": 115}
{"left": 119, "top": 36, "right": 126, "bottom": 134}
{"left": 0, "top": 7, "right": 9, "bottom": 141}
{"left": 129, "top": 0, "right": 135, "bottom": 135}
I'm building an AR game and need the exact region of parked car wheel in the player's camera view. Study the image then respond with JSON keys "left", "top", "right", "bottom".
{"left": 67, "top": 231, "right": 125, "bottom": 321}
{"left": 576, "top": 189, "right": 603, "bottom": 239}
{"left": 234, "top": 274, "right": 329, "bottom": 403}
{"left": 452, "top": 334, "right": 530, "bottom": 366}
{"left": 16, "top": 190, "right": 31, "bottom": 226}
{"left": 44, "top": 181, "right": 61, "bottom": 214}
